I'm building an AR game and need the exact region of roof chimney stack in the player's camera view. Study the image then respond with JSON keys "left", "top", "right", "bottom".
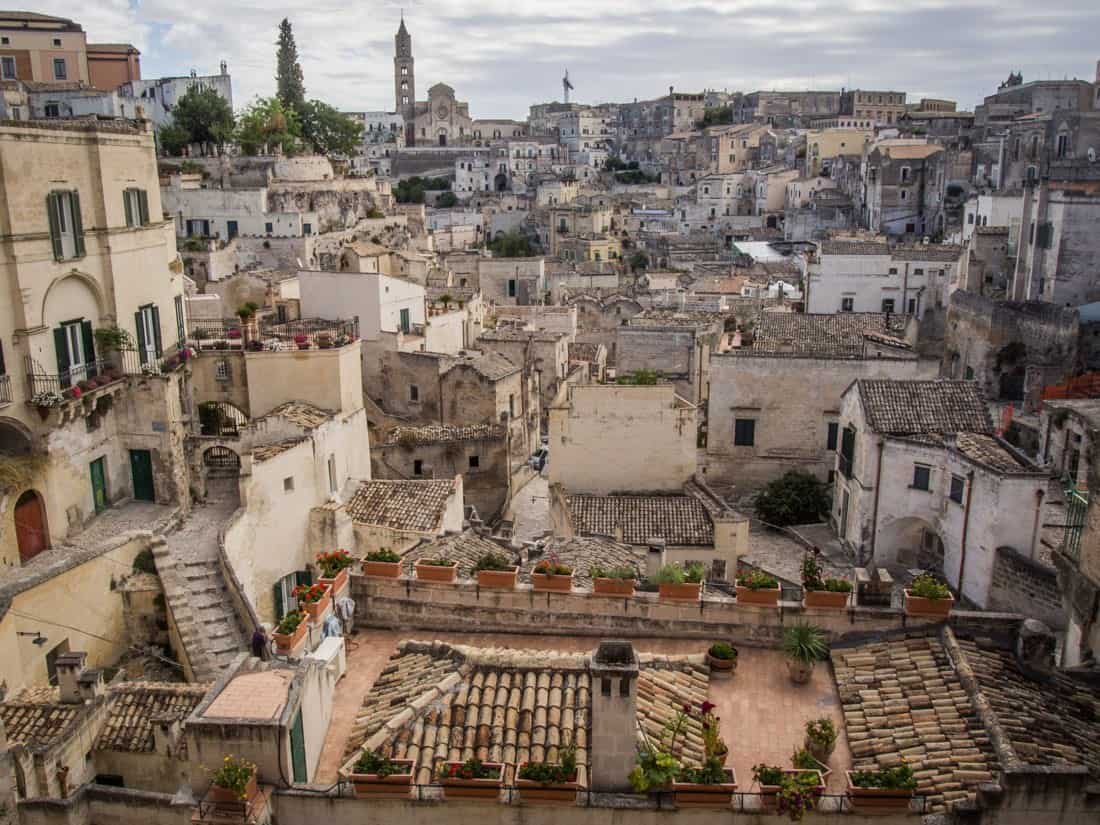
{"left": 589, "top": 641, "right": 639, "bottom": 792}
{"left": 56, "top": 652, "right": 88, "bottom": 704}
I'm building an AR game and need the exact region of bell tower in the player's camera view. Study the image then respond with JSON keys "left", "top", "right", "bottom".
{"left": 394, "top": 15, "right": 415, "bottom": 145}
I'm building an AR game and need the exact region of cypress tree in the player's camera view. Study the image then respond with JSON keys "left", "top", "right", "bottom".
{"left": 275, "top": 18, "right": 306, "bottom": 114}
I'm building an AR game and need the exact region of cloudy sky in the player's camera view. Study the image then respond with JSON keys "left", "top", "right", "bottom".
{"left": 41, "top": 1, "right": 1100, "bottom": 119}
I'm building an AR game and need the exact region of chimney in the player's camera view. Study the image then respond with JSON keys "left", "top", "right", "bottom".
{"left": 1015, "top": 618, "right": 1057, "bottom": 681}
{"left": 56, "top": 652, "right": 87, "bottom": 704}
{"left": 77, "top": 668, "right": 105, "bottom": 702}
{"left": 589, "top": 641, "right": 639, "bottom": 791}
{"left": 151, "top": 713, "right": 182, "bottom": 755}
{"left": 645, "top": 538, "right": 667, "bottom": 579}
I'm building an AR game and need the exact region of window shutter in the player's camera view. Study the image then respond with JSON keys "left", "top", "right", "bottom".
{"left": 46, "top": 193, "right": 63, "bottom": 260}
{"left": 296, "top": 569, "right": 313, "bottom": 586}
{"left": 134, "top": 310, "right": 147, "bottom": 365}
{"left": 81, "top": 320, "right": 96, "bottom": 377}
{"left": 70, "top": 191, "right": 85, "bottom": 257}
{"left": 53, "top": 326, "right": 70, "bottom": 385}
{"left": 123, "top": 190, "right": 133, "bottom": 227}
{"left": 137, "top": 189, "right": 149, "bottom": 225}
{"left": 151, "top": 305, "right": 162, "bottom": 357}
{"left": 1036, "top": 222, "right": 1054, "bottom": 250}
{"left": 272, "top": 581, "right": 285, "bottom": 622}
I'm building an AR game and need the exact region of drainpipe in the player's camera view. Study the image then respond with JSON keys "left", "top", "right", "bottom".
{"left": 869, "top": 438, "right": 885, "bottom": 565}
{"left": 957, "top": 470, "right": 976, "bottom": 597}
{"left": 1029, "top": 487, "right": 1046, "bottom": 560}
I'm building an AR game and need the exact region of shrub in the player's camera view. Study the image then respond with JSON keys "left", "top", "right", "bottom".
{"left": 737, "top": 569, "right": 779, "bottom": 590}
{"left": 849, "top": 765, "right": 917, "bottom": 791}
{"left": 708, "top": 641, "right": 738, "bottom": 661}
{"left": 752, "top": 764, "right": 785, "bottom": 786}
{"left": 629, "top": 747, "right": 680, "bottom": 792}
{"left": 275, "top": 611, "right": 304, "bottom": 636}
{"left": 654, "top": 562, "right": 705, "bottom": 585}
{"left": 291, "top": 583, "right": 328, "bottom": 604}
{"left": 616, "top": 368, "right": 659, "bottom": 385}
{"left": 518, "top": 741, "right": 577, "bottom": 784}
{"left": 782, "top": 623, "right": 827, "bottom": 664}
{"left": 677, "top": 756, "right": 727, "bottom": 785}
{"left": 439, "top": 757, "right": 499, "bottom": 780}
{"left": 791, "top": 748, "right": 820, "bottom": 771}
{"left": 473, "top": 552, "right": 514, "bottom": 573}
{"left": 589, "top": 564, "right": 636, "bottom": 580}
{"left": 823, "top": 578, "right": 852, "bottom": 592}
{"left": 777, "top": 770, "right": 823, "bottom": 821}
{"left": 365, "top": 549, "right": 401, "bottom": 563}
{"left": 210, "top": 755, "right": 256, "bottom": 799}
{"left": 534, "top": 560, "right": 573, "bottom": 576}
{"left": 419, "top": 557, "right": 456, "bottom": 567}
{"left": 804, "top": 718, "right": 837, "bottom": 749}
{"left": 316, "top": 549, "right": 353, "bottom": 578}
{"left": 132, "top": 548, "right": 157, "bottom": 575}
{"left": 354, "top": 750, "right": 406, "bottom": 777}
{"left": 754, "top": 471, "right": 830, "bottom": 527}
{"left": 910, "top": 573, "right": 951, "bottom": 600}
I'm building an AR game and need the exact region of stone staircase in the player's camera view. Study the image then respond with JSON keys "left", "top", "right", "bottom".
{"left": 154, "top": 496, "right": 249, "bottom": 683}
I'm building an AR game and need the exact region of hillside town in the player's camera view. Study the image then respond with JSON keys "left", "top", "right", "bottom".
{"left": 0, "top": 7, "right": 1099, "bottom": 825}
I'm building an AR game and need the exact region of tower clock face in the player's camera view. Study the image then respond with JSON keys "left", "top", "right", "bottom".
{"left": 436, "top": 104, "right": 450, "bottom": 120}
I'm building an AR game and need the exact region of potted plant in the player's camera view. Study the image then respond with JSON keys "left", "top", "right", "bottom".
{"left": 317, "top": 332, "right": 334, "bottom": 349}
{"left": 706, "top": 642, "right": 738, "bottom": 674}
{"left": 791, "top": 747, "right": 830, "bottom": 781}
{"left": 672, "top": 757, "right": 737, "bottom": 808}
{"left": 363, "top": 548, "right": 402, "bottom": 578}
{"left": 589, "top": 564, "right": 637, "bottom": 597}
{"left": 516, "top": 741, "right": 580, "bottom": 804}
{"left": 93, "top": 325, "right": 133, "bottom": 370}
{"left": 629, "top": 745, "right": 681, "bottom": 793}
{"left": 415, "top": 556, "right": 459, "bottom": 583}
{"left": 271, "top": 610, "right": 307, "bottom": 655}
{"left": 294, "top": 333, "right": 309, "bottom": 350}
{"left": 438, "top": 757, "right": 504, "bottom": 799}
{"left": 801, "top": 554, "right": 851, "bottom": 608}
{"left": 531, "top": 557, "right": 574, "bottom": 592}
{"left": 655, "top": 562, "right": 705, "bottom": 601}
{"left": 698, "top": 700, "right": 728, "bottom": 766}
{"left": 904, "top": 573, "right": 954, "bottom": 618}
{"left": 736, "top": 569, "right": 781, "bottom": 606}
{"left": 782, "top": 623, "right": 827, "bottom": 685}
{"left": 753, "top": 765, "right": 824, "bottom": 821}
{"left": 316, "top": 549, "right": 354, "bottom": 594}
{"left": 473, "top": 552, "right": 518, "bottom": 589}
{"left": 347, "top": 750, "right": 415, "bottom": 799}
{"left": 206, "top": 755, "right": 259, "bottom": 806}
{"left": 846, "top": 765, "right": 917, "bottom": 813}
{"left": 292, "top": 582, "right": 332, "bottom": 622}
{"left": 804, "top": 718, "right": 837, "bottom": 763}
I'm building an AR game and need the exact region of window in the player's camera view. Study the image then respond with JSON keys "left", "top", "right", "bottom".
{"left": 840, "top": 297, "right": 854, "bottom": 312}
{"left": 409, "top": 384, "right": 420, "bottom": 403}
{"left": 888, "top": 267, "right": 898, "bottom": 275}
{"left": 401, "top": 66, "right": 409, "bottom": 76}
{"left": 900, "top": 166, "right": 910, "bottom": 183}
{"left": 881, "top": 298, "right": 895, "bottom": 313}
{"left": 508, "top": 393, "right": 515, "bottom": 417}
{"left": 908, "top": 297, "right": 917, "bottom": 314}
{"left": 967, "top": 213, "right": 974, "bottom": 225}
{"left": 214, "top": 360, "right": 230, "bottom": 381}
{"left": 468, "top": 455, "right": 480, "bottom": 470}
{"left": 53, "top": 58, "right": 66, "bottom": 80}
{"left": 264, "top": 222, "right": 273, "bottom": 234}
{"left": 0, "top": 56, "right": 15, "bottom": 79}
{"left": 52, "top": 37, "right": 62, "bottom": 46}
{"left": 839, "top": 427, "right": 856, "bottom": 478}
{"left": 507, "top": 279, "right": 517, "bottom": 298}
{"left": 413, "top": 459, "right": 423, "bottom": 476}
{"left": 733, "top": 418, "right": 756, "bottom": 447}
{"left": 328, "top": 454, "right": 337, "bottom": 494}
{"left": 900, "top": 190, "right": 908, "bottom": 202}
{"left": 399, "top": 307, "right": 410, "bottom": 333}
{"left": 44, "top": 102, "right": 60, "bottom": 118}
{"left": 827, "top": 422, "right": 839, "bottom": 452}
{"left": 0, "top": 36, "right": 8, "bottom": 44}
{"left": 303, "top": 222, "right": 312, "bottom": 235}
{"left": 949, "top": 474, "right": 965, "bottom": 504}
{"left": 135, "top": 304, "right": 161, "bottom": 365}
{"left": 912, "top": 464, "right": 931, "bottom": 491}
{"left": 55, "top": 319, "right": 94, "bottom": 387}
{"left": 123, "top": 188, "right": 149, "bottom": 227}
{"left": 913, "top": 268, "right": 924, "bottom": 276}
{"left": 283, "top": 476, "right": 295, "bottom": 492}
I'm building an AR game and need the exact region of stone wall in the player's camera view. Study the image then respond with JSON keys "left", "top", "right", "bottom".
{"left": 987, "top": 546, "right": 1064, "bottom": 629}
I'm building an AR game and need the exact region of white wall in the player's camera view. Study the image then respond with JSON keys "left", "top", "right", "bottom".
{"left": 298, "top": 270, "right": 424, "bottom": 342}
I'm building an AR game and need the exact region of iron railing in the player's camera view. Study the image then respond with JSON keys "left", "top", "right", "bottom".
{"left": 185, "top": 317, "right": 359, "bottom": 351}
{"left": 198, "top": 402, "right": 246, "bottom": 438}
{"left": 260, "top": 317, "right": 359, "bottom": 348}
{"left": 24, "top": 345, "right": 188, "bottom": 405}
{"left": 1062, "top": 486, "right": 1088, "bottom": 562}
{"left": 0, "top": 374, "right": 11, "bottom": 404}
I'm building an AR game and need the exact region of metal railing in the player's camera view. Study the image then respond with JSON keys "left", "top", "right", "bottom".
{"left": 1062, "top": 486, "right": 1088, "bottom": 562}
{"left": 261, "top": 316, "right": 358, "bottom": 347}
{"left": 185, "top": 317, "right": 359, "bottom": 351}
{"left": 0, "top": 374, "right": 11, "bottom": 404}
{"left": 24, "top": 345, "right": 188, "bottom": 405}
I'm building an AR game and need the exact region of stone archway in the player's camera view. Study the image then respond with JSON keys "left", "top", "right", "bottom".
{"left": 878, "top": 515, "right": 945, "bottom": 571}
{"left": 494, "top": 173, "right": 509, "bottom": 192}
{"left": 14, "top": 489, "right": 50, "bottom": 564}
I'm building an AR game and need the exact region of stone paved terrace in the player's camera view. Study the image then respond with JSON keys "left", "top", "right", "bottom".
{"left": 315, "top": 629, "right": 853, "bottom": 797}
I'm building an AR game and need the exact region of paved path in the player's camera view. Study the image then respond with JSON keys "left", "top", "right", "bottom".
{"left": 505, "top": 473, "right": 551, "bottom": 543}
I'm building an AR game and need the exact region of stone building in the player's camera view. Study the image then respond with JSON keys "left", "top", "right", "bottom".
{"left": 833, "top": 379, "right": 1048, "bottom": 609}
{"left": 863, "top": 141, "right": 946, "bottom": 237}
{"left": 706, "top": 313, "right": 937, "bottom": 489}
{"left": 476, "top": 327, "right": 571, "bottom": 415}
{"left": 838, "top": 89, "right": 907, "bottom": 127}
{"left": 617, "top": 310, "right": 724, "bottom": 408}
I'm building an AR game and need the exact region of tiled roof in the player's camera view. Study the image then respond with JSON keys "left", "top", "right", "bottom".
{"left": 383, "top": 424, "right": 505, "bottom": 446}
{"left": 256, "top": 401, "right": 334, "bottom": 430}
{"left": 956, "top": 638, "right": 1100, "bottom": 781}
{"left": 441, "top": 351, "right": 520, "bottom": 381}
{"left": 743, "top": 313, "right": 909, "bottom": 357}
{"left": 881, "top": 144, "right": 943, "bottom": 160}
{"left": 401, "top": 530, "right": 516, "bottom": 580}
{"left": 95, "top": 683, "right": 210, "bottom": 753}
{"left": 891, "top": 245, "right": 964, "bottom": 263}
{"left": 346, "top": 479, "right": 456, "bottom": 532}
{"left": 479, "top": 328, "right": 566, "bottom": 343}
{"left": 833, "top": 635, "right": 997, "bottom": 813}
{"left": 522, "top": 537, "right": 644, "bottom": 587}
{"left": 252, "top": 438, "right": 308, "bottom": 463}
{"left": 954, "top": 433, "right": 1037, "bottom": 474}
{"left": 566, "top": 494, "right": 714, "bottom": 546}
{"left": 0, "top": 695, "right": 87, "bottom": 752}
{"left": 858, "top": 380, "right": 993, "bottom": 435}
{"left": 819, "top": 240, "right": 890, "bottom": 256}
{"left": 343, "top": 641, "right": 708, "bottom": 786}
{"left": 627, "top": 309, "right": 723, "bottom": 328}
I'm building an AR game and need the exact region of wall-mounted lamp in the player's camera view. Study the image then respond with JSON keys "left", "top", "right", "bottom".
{"left": 17, "top": 631, "right": 48, "bottom": 647}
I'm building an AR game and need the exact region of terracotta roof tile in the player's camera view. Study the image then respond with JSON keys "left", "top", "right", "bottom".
{"left": 256, "top": 401, "right": 334, "bottom": 430}
{"left": 567, "top": 494, "right": 714, "bottom": 546}
{"left": 95, "top": 683, "right": 210, "bottom": 753}
{"left": 522, "top": 537, "right": 644, "bottom": 587}
{"left": 346, "top": 479, "right": 456, "bottom": 532}
{"left": 383, "top": 424, "right": 505, "bottom": 446}
{"left": 0, "top": 698, "right": 86, "bottom": 752}
{"left": 402, "top": 530, "right": 515, "bottom": 580}
{"left": 252, "top": 437, "right": 307, "bottom": 463}
{"left": 741, "top": 313, "right": 909, "bottom": 357}
{"left": 858, "top": 380, "right": 992, "bottom": 435}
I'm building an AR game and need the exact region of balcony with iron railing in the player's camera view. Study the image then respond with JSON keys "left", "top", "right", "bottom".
{"left": 24, "top": 344, "right": 190, "bottom": 409}
{"left": 1061, "top": 485, "right": 1088, "bottom": 563}
{"left": 185, "top": 317, "right": 359, "bottom": 352}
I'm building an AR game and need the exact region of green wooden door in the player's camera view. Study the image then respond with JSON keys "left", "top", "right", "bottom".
{"left": 130, "top": 450, "right": 155, "bottom": 502}
{"left": 90, "top": 457, "right": 107, "bottom": 514}
{"left": 289, "top": 708, "right": 308, "bottom": 783}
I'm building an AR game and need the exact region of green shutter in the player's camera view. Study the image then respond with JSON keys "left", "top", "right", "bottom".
{"left": 123, "top": 190, "right": 134, "bottom": 227}
{"left": 70, "top": 191, "right": 85, "bottom": 257}
{"left": 273, "top": 581, "right": 285, "bottom": 621}
{"left": 134, "top": 310, "right": 147, "bottom": 365}
{"left": 81, "top": 320, "right": 96, "bottom": 378}
{"left": 151, "top": 305, "right": 162, "bottom": 357}
{"left": 47, "top": 193, "right": 63, "bottom": 260}
{"left": 137, "top": 189, "right": 149, "bottom": 225}
{"left": 54, "top": 326, "right": 70, "bottom": 386}
{"left": 296, "top": 569, "right": 313, "bottom": 586}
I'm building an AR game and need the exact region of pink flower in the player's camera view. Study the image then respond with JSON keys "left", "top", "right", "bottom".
{"left": 701, "top": 701, "right": 716, "bottom": 715}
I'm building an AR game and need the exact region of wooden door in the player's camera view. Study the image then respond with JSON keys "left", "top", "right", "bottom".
{"left": 14, "top": 490, "right": 49, "bottom": 563}
{"left": 130, "top": 450, "right": 155, "bottom": 502}
{"left": 90, "top": 457, "right": 108, "bottom": 513}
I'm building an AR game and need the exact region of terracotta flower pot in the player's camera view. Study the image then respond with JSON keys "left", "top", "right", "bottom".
{"left": 439, "top": 762, "right": 504, "bottom": 799}
{"left": 318, "top": 567, "right": 349, "bottom": 595}
{"left": 531, "top": 572, "right": 574, "bottom": 593}
{"left": 416, "top": 561, "right": 458, "bottom": 583}
{"left": 736, "top": 584, "right": 780, "bottom": 606}
{"left": 477, "top": 567, "right": 518, "bottom": 589}
{"left": 363, "top": 560, "right": 401, "bottom": 579}
{"left": 271, "top": 618, "right": 308, "bottom": 655}
{"left": 349, "top": 759, "right": 415, "bottom": 799}
{"left": 904, "top": 589, "right": 954, "bottom": 618}
{"left": 592, "top": 577, "right": 635, "bottom": 597}
{"left": 804, "top": 589, "right": 849, "bottom": 609}
{"left": 672, "top": 768, "right": 737, "bottom": 808}
{"left": 787, "top": 658, "right": 815, "bottom": 685}
{"left": 759, "top": 769, "right": 824, "bottom": 811}
{"left": 301, "top": 586, "right": 332, "bottom": 622}
{"left": 659, "top": 582, "right": 701, "bottom": 601}
{"left": 805, "top": 735, "right": 836, "bottom": 764}
{"left": 706, "top": 653, "right": 737, "bottom": 673}
{"left": 207, "top": 773, "right": 258, "bottom": 807}
{"left": 845, "top": 771, "right": 915, "bottom": 813}
{"left": 516, "top": 764, "right": 581, "bottom": 805}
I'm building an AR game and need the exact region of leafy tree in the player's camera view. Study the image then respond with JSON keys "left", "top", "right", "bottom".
{"left": 275, "top": 18, "right": 306, "bottom": 115}
{"left": 697, "top": 105, "right": 733, "bottom": 127}
{"left": 487, "top": 229, "right": 535, "bottom": 258}
{"left": 299, "top": 99, "right": 362, "bottom": 156}
{"left": 616, "top": 369, "right": 659, "bottom": 386}
{"left": 754, "top": 471, "right": 831, "bottom": 527}
{"left": 170, "top": 85, "right": 235, "bottom": 151}
{"left": 436, "top": 191, "right": 458, "bottom": 208}
{"left": 157, "top": 121, "right": 191, "bottom": 156}
{"left": 394, "top": 176, "right": 452, "bottom": 204}
{"left": 629, "top": 251, "right": 649, "bottom": 273}
{"left": 236, "top": 97, "right": 301, "bottom": 156}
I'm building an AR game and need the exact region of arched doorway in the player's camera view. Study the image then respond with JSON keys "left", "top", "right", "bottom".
{"left": 494, "top": 173, "right": 509, "bottom": 192}
{"left": 14, "top": 490, "right": 49, "bottom": 564}
{"left": 202, "top": 446, "right": 241, "bottom": 506}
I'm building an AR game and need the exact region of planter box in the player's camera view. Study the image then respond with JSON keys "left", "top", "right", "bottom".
{"left": 301, "top": 586, "right": 332, "bottom": 623}
{"left": 318, "top": 567, "right": 350, "bottom": 599}
{"left": 659, "top": 582, "right": 701, "bottom": 601}
{"left": 736, "top": 584, "right": 780, "bottom": 606}
{"left": 477, "top": 568, "right": 518, "bottom": 590}
{"left": 349, "top": 760, "right": 415, "bottom": 799}
{"left": 672, "top": 768, "right": 737, "bottom": 808}
{"left": 759, "top": 769, "right": 825, "bottom": 811}
{"left": 439, "top": 762, "right": 504, "bottom": 799}
{"left": 531, "top": 572, "right": 574, "bottom": 593}
{"left": 845, "top": 771, "right": 915, "bottom": 813}
{"left": 804, "top": 589, "right": 850, "bottom": 609}
{"left": 416, "top": 562, "right": 458, "bottom": 583}
{"left": 206, "top": 773, "right": 258, "bottom": 813}
{"left": 904, "top": 589, "right": 954, "bottom": 618}
{"left": 706, "top": 653, "right": 737, "bottom": 673}
{"left": 363, "top": 560, "right": 402, "bottom": 579}
{"left": 592, "top": 577, "right": 636, "bottom": 597}
{"left": 271, "top": 617, "right": 308, "bottom": 656}
{"left": 516, "top": 764, "right": 580, "bottom": 805}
